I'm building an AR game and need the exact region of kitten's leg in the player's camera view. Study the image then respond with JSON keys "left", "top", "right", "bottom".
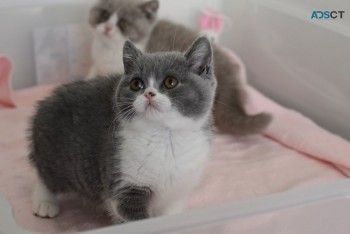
{"left": 32, "top": 178, "right": 59, "bottom": 218}
{"left": 105, "top": 199, "right": 124, "bottom": 224}
{"left": 108, "top": 185, "right": 153, "bottom": 222}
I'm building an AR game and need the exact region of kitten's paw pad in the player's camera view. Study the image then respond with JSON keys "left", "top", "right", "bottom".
{"left": 32, "top": 201, "right": 59, "bottom": 218}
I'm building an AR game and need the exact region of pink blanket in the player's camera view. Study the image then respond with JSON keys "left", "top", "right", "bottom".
{"left": 1, "top": 56, "right": 350, "bottom": 233}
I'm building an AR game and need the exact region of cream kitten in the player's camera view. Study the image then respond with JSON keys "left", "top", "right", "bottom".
{"left": 87, "top": 0, "right": 158, "bottom": 79}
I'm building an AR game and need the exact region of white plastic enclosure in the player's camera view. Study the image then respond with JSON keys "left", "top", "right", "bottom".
{"left": 1, "top": 0, "right": 350, "bottom": 233}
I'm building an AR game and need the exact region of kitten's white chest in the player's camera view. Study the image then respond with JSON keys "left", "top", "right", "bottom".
{"left": 118, "top": 121, "right": 210, "bottom": 198}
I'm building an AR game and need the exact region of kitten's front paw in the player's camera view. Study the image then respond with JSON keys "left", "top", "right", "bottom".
{"left": 32, "top": 200, "right": 59, "bottom": 218}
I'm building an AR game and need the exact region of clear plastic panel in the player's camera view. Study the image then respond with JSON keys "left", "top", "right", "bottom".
{"left": 3, "top": 180, "right": 350, "bottom": 233}
{"left": 221, "top": 0, "right": 350, "bottom": 140}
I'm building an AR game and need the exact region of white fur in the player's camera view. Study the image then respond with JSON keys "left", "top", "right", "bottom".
{"left": 109, "top": 81, "right": 212, "bottom": 220}
{"left": 149, "top": 77, "right": 155, "bottom": 87}
{"left": 87, "top": 13, "right": 145, "bottom": 79}
{"left": 32, "top": 179, "right": 59, "bottom": 218}
{"left": 119, "top": 121, "right": 210, "bottom": 217}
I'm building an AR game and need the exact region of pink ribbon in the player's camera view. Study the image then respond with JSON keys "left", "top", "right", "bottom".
{"left": 200, "top": 8, "right": 225, "bottom": 33}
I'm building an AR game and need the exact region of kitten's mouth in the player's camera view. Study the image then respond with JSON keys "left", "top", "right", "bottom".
{"left": 146, "top": 102, "right": 159, "bottom": 111}
{"left": 144, "top": 100, "right": 166, "bottom": 115}
{"left": 103, "top": 31, "right": 114, "bottom": 37}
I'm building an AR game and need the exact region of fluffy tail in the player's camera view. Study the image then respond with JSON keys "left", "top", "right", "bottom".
{"left": 213, "top": 45, "right": 273, "bottom": 135}
{"left": 215, "top": 108, "right": 272, "bottom": 136}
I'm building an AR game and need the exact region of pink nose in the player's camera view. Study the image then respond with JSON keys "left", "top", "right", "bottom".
{"left": 144, "top": 91, "right": 156, "bottom": 100}
{"left": 105, "top": 25, "right": 112, "bottom": 33}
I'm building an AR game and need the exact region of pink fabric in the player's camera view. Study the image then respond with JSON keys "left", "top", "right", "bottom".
{"left": 222, "top": 47, "right": 350, "bottom": 176}
{"left": 188, "top": 84, "right": 349, "bottom": 209}
{"left": 1, "top": 47, "right": 350, "bottom": 232}
{"left": 0, "top": 56, "right": 16, "bottom": 108}
{"left": 200, "top": 8, "right": 225, "bottom": 33}
{"left": 0, "top": 83, "right": 349, "bottom": 233}
{"left": 248, "top": 85, "right": 350, "bottom": 177}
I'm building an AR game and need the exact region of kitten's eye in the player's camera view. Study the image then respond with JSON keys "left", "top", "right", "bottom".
{"left": 118, "top": 19, "right": 127, "bottom": 31}
{"left": 100, "top": 10, "right": 110, "bottom": 21}
{"left": 130, "top": 79, "right": 144, "bottom": 91}
{"left": 163, "top": 77, "right": 178, "bottom": 89}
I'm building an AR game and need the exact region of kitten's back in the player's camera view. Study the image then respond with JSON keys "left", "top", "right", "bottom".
{"left": 146, "top": 20, "right": 198, "bottom": 53}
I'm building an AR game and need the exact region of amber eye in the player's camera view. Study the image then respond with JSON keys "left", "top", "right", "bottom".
{"left": 130, "top": 79, "right": 144, "bottom": 91}
{"left": 100, "top": 10, "right": 110, "bottom": 22}
{"left": 163, "top": 77, "right": 178, "bottom": 89}
{"left": 118, "top": 19, "right": 127, "bottom": 31}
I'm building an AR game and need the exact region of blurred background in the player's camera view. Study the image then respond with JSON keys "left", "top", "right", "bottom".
{"left": 0, "top": 0, "right": 349, "bottom": 139}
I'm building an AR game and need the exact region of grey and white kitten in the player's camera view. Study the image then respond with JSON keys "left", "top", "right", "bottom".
{"left": 28, "top": 37, "right": 217, "bottom": 222}
{"left": 88, "top": 0, "right": 272, "bottom": 135}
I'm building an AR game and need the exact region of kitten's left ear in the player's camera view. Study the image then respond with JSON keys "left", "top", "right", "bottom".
{"left": 140, "top": 0, "right": 159, "bottom": 20}
{"left": 185, "top": 37, "right": 213, "bottom": 76}
{"left": 123, "top": 40, "right": 143, "bottom": 75}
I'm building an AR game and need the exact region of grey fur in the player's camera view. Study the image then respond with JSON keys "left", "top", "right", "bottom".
{"left": 29, "top": 77, "right": 120, "bottom": 200}
{"left": 119, "top": 38, "right": 215, "bottom": 119}
{"left": 28, "top": 38, "right": 216, "bottom": 222}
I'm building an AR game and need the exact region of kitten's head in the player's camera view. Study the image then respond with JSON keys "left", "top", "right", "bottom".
{"left": 116, "top": 37, "right": 217, "bottom": 129}
{"left": 89, "top": 0, "right": 159, "bottom": 42}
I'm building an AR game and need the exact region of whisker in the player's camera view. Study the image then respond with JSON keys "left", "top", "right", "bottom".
{"left": 115, "top": 107, "right": 134, "bottom": 122}
{"left": 110, "top": 104, "right": 135, "bottom": 130}
{"left": 116, "top": 97, "right": 136, "bottom": 100}
{"left": 214, "top": 100, "right": 230, "bottom": 107}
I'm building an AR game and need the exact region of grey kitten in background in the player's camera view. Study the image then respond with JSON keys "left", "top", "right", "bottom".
{"left": 88, "top": 0, "right": 272, "bottom": 135}
{"left": 87, "top": 0, "right": 158, "bottom": 78}
{"left": 29, "top": 37, "right": 217, "bottom": 222}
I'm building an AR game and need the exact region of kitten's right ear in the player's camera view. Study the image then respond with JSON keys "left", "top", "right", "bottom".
{"left": 123, "top": 41, "right": 143, "bottom": 75}
{"left": 140, "top": 0, "right": 159, "bottom": 20}
{"left": 185, "top": 37, "right": 213, "bottom": 76}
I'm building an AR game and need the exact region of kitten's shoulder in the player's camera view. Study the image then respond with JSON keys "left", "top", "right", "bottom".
{"left": 147, "top": 20, "right": 199, "bottom": 52}
{"left": 153, "top": 19, "right": 197, "bottom": 36}
{"left": 57, "top": 74, "right": 121, "bottom": 96}
{"left": 47, "top": 75, "right": 120, "bottom": 102}
{"left": 153, "top": 19, "right": 179, "bottom": 30}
